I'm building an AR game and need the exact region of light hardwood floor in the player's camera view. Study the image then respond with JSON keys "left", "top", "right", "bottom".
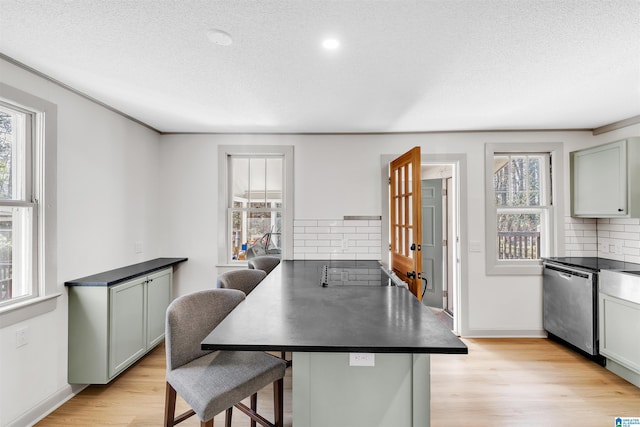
{"left": 37, "top": 338, "right": 640, "bottom": 426}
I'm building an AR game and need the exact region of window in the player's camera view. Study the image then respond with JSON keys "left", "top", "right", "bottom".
{"left": 485, "top": 143, "right": 563, "bottom": 275}
{"left": 218, "top": 146, "right": 293, "bottom": 265}
{"left": 0, "top": 83, "right": 57, "bottom": 322}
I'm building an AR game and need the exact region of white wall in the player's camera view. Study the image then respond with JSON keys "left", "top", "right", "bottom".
{"left": 0, "top": 58, "right": 164, "bottom": 426}
{"left": 160, "top": 130, "right": 640, "bottom": 338}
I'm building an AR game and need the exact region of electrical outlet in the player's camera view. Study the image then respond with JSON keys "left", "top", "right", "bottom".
{"left": 349, "top": 353, "right": 375, "bottom": 367}
{"left": 16, "top": 327, "right": 28, "bottom": 348}
{"left": 614, "top": 241, "right": 623, "bottom": 255}
{"left": 134, "top": 241, "right": 143, "bottom": 254}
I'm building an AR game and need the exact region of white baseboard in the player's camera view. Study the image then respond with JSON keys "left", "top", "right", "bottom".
{"left": 461, "top": 329, "right": 547, "bottom": 338}
{"left": 7, "top": 383, "right": 87, "bottom": 427}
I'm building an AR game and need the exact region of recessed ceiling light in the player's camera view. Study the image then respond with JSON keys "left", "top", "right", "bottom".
{"left": 322, "top": 38, "right": 340, "bottom": 50}
{"left": 207, "top": 29, "right": 233, "bottom": 46}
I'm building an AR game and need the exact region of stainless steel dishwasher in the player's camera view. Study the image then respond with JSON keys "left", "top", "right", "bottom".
{"left": 543, "top": 261, "right": 599, "bottom": 358}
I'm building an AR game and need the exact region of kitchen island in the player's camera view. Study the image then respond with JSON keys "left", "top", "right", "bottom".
{"left": 202, "top": 260, "right": 467, "bottom": 427}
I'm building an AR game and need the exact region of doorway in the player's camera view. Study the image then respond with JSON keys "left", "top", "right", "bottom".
{"left": 381, "top": 153, "right": 466, "bottom": 336}
{"left": 421, "top": 165, "right": 456, "bottom": 328}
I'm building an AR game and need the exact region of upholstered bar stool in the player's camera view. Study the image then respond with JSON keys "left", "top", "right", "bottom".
{"left": 217, "top": 269, "right": 266, "bottom": 295}
{"left": 164, "top": 289, "right": 286, "bottom": 427}
{"left": 217, "top": 268, "right": 290, "bottom": 367}
{"left": 247, "top": 256, "right": 280, "bottom": 275}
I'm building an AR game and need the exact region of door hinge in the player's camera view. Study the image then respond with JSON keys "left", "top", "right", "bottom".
{"left": 442, "top": 188, "right": 447, "bottom": 196}
{"left": 443, "top": 290, "right": 448, "bottom": 298}
{"left": 442, "top": 239, "right": 447, "bottom": 247}
{"left": 388, "top": 177, "right": 391, "bottom": 185}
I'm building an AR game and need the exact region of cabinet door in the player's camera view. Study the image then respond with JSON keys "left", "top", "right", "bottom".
{"left": 109, "top": 277, "right": 146, "bottom": 378}
{"left": 571, "top": 140, "right": 627, "bottom": 217}
{"left": 599, "top": 293, "right": 640, "bottom": 373}
{"left": 146, "top": 268, "right": 172, "bottom": 348}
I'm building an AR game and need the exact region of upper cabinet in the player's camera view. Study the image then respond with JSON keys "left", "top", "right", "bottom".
{"left": 571, "top": 137, "right": 640, "bottom": 218}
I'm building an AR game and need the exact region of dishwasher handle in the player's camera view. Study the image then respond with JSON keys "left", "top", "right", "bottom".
{"left": 543, "top": 262, "right": 593, "bottom": 280}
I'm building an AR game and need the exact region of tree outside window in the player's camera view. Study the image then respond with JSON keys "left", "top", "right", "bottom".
{"left": 494, "top": 154, "right": 549, "bottom": 260}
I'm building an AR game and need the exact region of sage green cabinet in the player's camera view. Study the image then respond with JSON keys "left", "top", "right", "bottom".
{"left": 68, "top": 268, "right": 173, "bottom": 384}
{"left": 599, "top": 292, "right": 640, "bottom": 387}
{"left": 571, "top": 137, "right": 640, "bottom": 217}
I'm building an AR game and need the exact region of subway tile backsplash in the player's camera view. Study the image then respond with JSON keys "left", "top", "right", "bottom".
{"left": 564, "top": 216, "right": 640, "bottom": 264}
{"left": 293, "top": 219, "right": 382, "bottom": 260}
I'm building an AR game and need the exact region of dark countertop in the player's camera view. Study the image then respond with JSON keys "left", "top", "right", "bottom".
{"left": 543, "top": 257, "right": 640, "bottom": 272}
{"left": 65, "top": 257, "right": 188, "bottom": 286}
{"left": 201, "top": 260, "right": 468, "bottom": 355}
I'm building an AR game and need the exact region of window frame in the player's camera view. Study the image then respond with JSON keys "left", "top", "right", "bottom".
{"left": 217, "top": 145, "right": 293, "bottom": 266}
{"left": 485, "top": 143, "right": 564, "bottom": 276}
{"left": 0, "top": 83, "right": 58, "bottom": 326}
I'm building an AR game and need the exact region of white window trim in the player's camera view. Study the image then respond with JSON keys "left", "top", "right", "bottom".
{"left": 217, "top": 145, "right": 294, "bottom": 266}
{"left": 484, "top": 142, "right": 564, "bottom": 276}
{"left": 0, "top": 83, "right": 58, "bottom": 327}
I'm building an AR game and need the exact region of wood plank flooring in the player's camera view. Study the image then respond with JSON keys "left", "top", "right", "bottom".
{"left": 37, "top": 338, "right": 640, "bottom": 426}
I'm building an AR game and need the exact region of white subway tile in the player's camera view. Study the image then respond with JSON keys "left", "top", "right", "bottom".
{"left": 368, "top": 220, "right": 382, "bottom": 226}
{"left": 625, "top": 240, "right": 640, "bottom": 248}
{"left": 356, "top": 240, "right": 382, "bottom": 247}
{"left": 306, "top": 240, "right": 331, "bottom": 247}
{"left": 344, "top": 220, "right": 370, "bottom": 227}
{"left": 623, "top": 246, "right": 640, "bottom": 256}
{"left": 331, "top": 253, "right": 355, "bottom": 260}
{"left": 568, "top": 223, "right": 598, "bottom": 231}
{"left": 295, "top": 220, "right": 317, "bottom": 227}
{"left": 306, "top": 226, "right": 331, "bottom": 233}
{"left": 356, "top": 226, "right": 381, "bottom": 233}
{"left": 331, "top": 226, "right": 356, "bottom": 233}
{"left": 624, "top": 254, "right": 640, "bottom": 264}
{"left": 318, "top": 220, "right": 343, "bottom": 227}
{"left": 609, "top": 218, "right": 640, "bottom": 225}
{"left": 598, "top": 223, "right": 626, "bottom": 232}
{"left": 575, "top": 236, "right": 597, "bottom": 244}
{"left": 294, "top": 233, "right": 318, "bottom": 240}
{"left": 317, "top": 233, "right": 338, "bottom": 240}
{"left": 344, "top": 233, "right": 369, "bottom": 240}
{"left": 610, "top": 231, "right": 640, "bottom": 240}
{"left": 296, "top": 247, "right": 318, "bottom": 253}
{"left": 625, "top": 224, "right": 640, "bottom": 233}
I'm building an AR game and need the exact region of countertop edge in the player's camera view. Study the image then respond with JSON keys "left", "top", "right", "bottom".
{"left": 65, "top": 257, "right": 188, "bottom": 287}
{"left": 543, "top": 257, "right": 640, "bottom": 272}
{"left": 201, "top": 344, "right": 469, "bottom": 354}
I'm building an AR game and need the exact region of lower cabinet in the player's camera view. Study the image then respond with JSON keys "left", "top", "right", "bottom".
{"left": 69, "top": 268, "right": 173, "bottom": 384}
{"left": 599, "top": 292, "right": 640, "bottom": 386}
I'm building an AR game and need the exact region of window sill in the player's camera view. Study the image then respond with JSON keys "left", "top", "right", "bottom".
{"left": 0, "top": 292, "right": 62, "bottom": 328}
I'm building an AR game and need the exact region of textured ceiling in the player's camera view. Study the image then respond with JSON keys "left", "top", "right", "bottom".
{"left": 1, "top": 0, "right": 639, "bottom": 134}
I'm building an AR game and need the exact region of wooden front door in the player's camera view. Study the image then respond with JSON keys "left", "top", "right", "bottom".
{"left": 390, "top": 147, "right": 423, "bottom": 300}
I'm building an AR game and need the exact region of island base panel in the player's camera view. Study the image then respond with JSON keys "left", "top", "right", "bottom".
{"left": 292, "top": 352, "right": 430, "bottom": 427}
